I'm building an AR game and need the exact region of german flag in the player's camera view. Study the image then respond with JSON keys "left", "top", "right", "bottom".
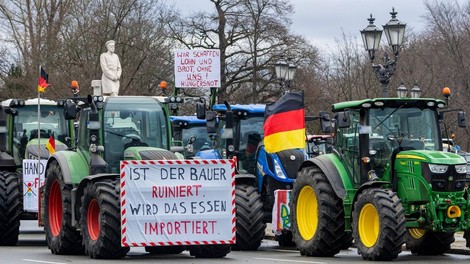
{"left": 46, "top": 135, "right": 55, "bottom": 155}
{"left": 264, "top": 92, "right": 306, "bottom": 153}
{"left": 38, "top": 66, "right": 49, "bottom": 93}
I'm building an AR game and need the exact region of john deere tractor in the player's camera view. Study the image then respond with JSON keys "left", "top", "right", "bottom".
{"left": 0, "top": 98, "right": 73, "bottom": 246}
{"left": 40, "top": 95, "right": 230, "bottom": 259}
{"left": 290, "top": 96, "right": 470, "bottom": 260}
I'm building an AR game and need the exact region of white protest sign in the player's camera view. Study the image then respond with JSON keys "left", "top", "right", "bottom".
{"left": 120, "top": 159, "right": 235, "bottom": 247}
{"left": 22, "top": 159, "right": 47, "bottom": 212}
{"left": 174, "top": 49, "right": 221, "bottom": 88}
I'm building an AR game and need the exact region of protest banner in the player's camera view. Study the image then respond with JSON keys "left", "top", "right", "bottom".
{"left": 120, "top": 159, "right": 235, "bottom": 246}
{"left": 22, "top": 159, "right": 47, "bottom": 212}
{"left": 174, "top": 49, "right": 221, "bottom": 88}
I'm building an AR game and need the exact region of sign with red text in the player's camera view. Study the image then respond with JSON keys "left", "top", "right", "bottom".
{"left": 22, "top": 159, "right": 47, "bottom": 212}
{"left": 120, "top": 159, "right": 235, "bottom": 246}
{"left": 174, "top": 49, "right": 221, "bottom": 88}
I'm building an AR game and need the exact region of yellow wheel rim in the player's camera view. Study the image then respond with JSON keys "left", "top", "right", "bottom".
{"left": 358, "top": 203, "right": 379, "bottom": 247}
{"left": 408, "top": 228, "right": 425, "bottom": 239}
{"left": 297, "top": 186, "right": 318, "bottom": 240}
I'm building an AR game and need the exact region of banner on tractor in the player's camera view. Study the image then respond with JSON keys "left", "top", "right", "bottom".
{"left": 174, "top": 49, "right": 221, "bottom": 88}
{"left": 120, "top": 159, "right": 236, "bottom": 247}
{"left": 22, "top": 159, "right": 47, "bottom": 212}
{"left": 272, "top": 189, "right": 291, "bottom": 235}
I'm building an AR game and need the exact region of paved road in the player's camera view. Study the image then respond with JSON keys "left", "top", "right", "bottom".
{"left": 2, "top": 221, "right": 468, "bottom": 264}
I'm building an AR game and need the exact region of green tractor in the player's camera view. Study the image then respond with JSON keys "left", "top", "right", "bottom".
{"left": 0, "top": 98, "right": 74, "bottom": 246}
{"left": 40, "top": 95, "right": 231, "bottom": 259}
{"left": 290, "top": 96, "right": 470, "bottom": 260}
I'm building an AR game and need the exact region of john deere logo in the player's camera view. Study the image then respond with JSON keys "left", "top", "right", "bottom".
{"left": 448, "top": 176, "right": 453, "bottom": 182}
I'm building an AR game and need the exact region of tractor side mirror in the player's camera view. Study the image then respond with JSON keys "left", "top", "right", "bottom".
{"left": 221, "top": 110, "right": 234, "bottom": 139}
{"left": 336, "top": 111, "right": 350, "bottom": 128}
{"left": 196, "top": 102, "right": 206, "bottom": 120}
{"left": 63, "top": 100, "right": 77, "bottom": 120}
{"left": 206, "top": 111, "right": 218, "bottom": 134}
{"left": 458, "top": 111, "right": 467, "bottom": 128}
{"left": 319, "top": 111, "right": 332, "bottom": 133}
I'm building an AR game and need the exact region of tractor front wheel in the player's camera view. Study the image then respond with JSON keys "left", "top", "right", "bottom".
{"left": 80, "top": 178, "right": 129, "bottom": 259}
{"left": 0, "top": 171, "right": 21, "bottom": 246}
{"left": 44, "top": 160, "right": 84, "bottom": 254}
{"left": 232, "top": 183, "right": 265, "bottom": 251}
{"left": 352, "top": 188, "right": 406, "bottom": 261}
{"left": 290, "top": 166, "right": 351, "bottom": 256}
{"left": 405, "top": 229, "right": 454, "bottom": 255}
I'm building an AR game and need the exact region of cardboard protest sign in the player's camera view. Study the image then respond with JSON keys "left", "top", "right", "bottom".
{"left": 120, "top": 159, "right": 235, "bottom": 246}
{"left": 174, "top": 49, "right": 221, "bottom": 88}
{"left": 22, "top": 159, "right": 47, "bottom": 212}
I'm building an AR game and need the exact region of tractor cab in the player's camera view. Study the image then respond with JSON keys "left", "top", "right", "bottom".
{"left": 1, "top": 98, "right": 72, "bottom": 163}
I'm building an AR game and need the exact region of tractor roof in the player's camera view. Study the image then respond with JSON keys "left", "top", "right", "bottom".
{"left": 332, "top": 97, "right": 446, "bottom": 112}
{"left": 170, "top": 115, "right": 206, "bottom": 125}
{"left": 1, "top": 98, "right": 57, "bottom": 108}
{"left": 212, "top": 104, "right": 265, "bottom": 115}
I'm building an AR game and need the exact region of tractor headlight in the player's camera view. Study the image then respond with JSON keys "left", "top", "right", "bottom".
{"left": 455, "top": 164, "right": 467, "bottom": 174}
{"left": 428, "top": 164, "right": 448, "bottom": 174}
{"left": 273, "top": 159, "right": 286, "bottom": 179}
{"left": 89, "top": 143, "right": 98, "bottom": 153}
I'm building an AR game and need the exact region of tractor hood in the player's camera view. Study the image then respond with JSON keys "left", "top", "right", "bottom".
{"left": 396, "top": 150, "right": 466, "bottom": 165}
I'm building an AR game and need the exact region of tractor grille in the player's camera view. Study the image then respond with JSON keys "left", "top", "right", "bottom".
{"left": 422, "top": 163, "right": 468, "bottom": 192}
{"left": 276, "top": 149, "right": 305, "bottom": 179}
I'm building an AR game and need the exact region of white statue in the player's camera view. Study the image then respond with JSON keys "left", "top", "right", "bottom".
{"left": 100, "top": 40, "right": 121, "bottom": 96}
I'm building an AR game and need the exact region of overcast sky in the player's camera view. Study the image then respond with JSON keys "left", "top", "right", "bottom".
{"left": 174, "top": 0, "right": 466, "bottom": 53}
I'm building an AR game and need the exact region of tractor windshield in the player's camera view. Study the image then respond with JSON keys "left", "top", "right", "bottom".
{"left": 103, "top": 97, "right": 169, "bottom": 172}
{"left": 369, "top": 107, "right": 441, "bottom": 151}
{"left": 238, "top": 116, "right": 264, "bottom": 150}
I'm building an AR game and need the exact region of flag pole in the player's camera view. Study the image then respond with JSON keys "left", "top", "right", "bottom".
{"left": 37, "top": 66, "right": 41, "bottom": 179}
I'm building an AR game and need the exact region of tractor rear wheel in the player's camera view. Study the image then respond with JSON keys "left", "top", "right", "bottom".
{"left": 145, "top": 246, "right": 185, "bottom": 255}
{"left": 290, "top": 166, "right": 351, "bottom": 257}
{"left": 352, "top": 188, "right": 406, "bottom": 261}
{"left": 80, "top": 178, "right": 129, "bottom": 259}
{"left": 0, "top": 171, "right": 21, "bottom": 246}
{"left": 405, "top": 229, "right": 454, "bottom": 255}
{"left": 188, "top": 245, "right": 231, "bottom": 258}
{"left": 44, "top": 160, "right": 84, "bottom": 254}
{"left": 232, "top": 183, "right": 265, "bottom": 251}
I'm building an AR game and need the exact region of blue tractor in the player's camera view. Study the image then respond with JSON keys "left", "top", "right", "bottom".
{"left": 196, "top": 102, "right": 331, "bottom": 249}
{"left": 170, "top": 115, "right": 211, "bottom": 158}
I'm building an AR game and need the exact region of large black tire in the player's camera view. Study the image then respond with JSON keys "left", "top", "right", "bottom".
{"left": 0, "top": 171, "right": 21, "bottom": 246}
{"left": 44, "top": 160, "right": 84, "bottom": 254}
{"left": 188, "top": 245, "right": 231, "bottom": 258}
{"left": 405, "top": 229, "right": 454, "bottom": 255}
{"left": 80, "top": 178, "right": 129, "bottom": 259}
{"left": 232, "top": 183, "right": 265, "bottom": 251}
{"left": 144, "top": 246, "right": 185, "bottom": 255}
{"left": 290, "top": 166, "right": 351, "bottom": 257}
{"left": 352, "top": 188, "right": 406, "bottom": 261}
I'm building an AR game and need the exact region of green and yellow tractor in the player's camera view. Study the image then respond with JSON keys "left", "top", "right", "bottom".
{"left": 290, "top": 95, "right": 470, "bottom": 260}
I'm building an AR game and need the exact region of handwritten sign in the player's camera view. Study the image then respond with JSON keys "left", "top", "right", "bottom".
{"left": 174, "top": 49, "right": 221, "bottom": 88}
{"left": 120, "top": 159, "right": 235, "bottom": 246}
{"left": 22, "top": 159, "right": 47, "bottom": 212}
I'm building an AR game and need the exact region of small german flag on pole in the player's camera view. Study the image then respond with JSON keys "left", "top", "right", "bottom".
{"left": 38, "top": 66, "right": 49, "bottom": 93}
{"left": 263, "top": 92, "right": 306, "bottom": 153}
{"left": 46, "top": 135, "right": 55, "bottom": 155}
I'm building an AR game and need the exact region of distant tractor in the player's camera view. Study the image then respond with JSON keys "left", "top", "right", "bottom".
{"left": 39, "top": 95, "right": 231, "bottom": 259}
{"left": 170, "top": 115, "right": 211, "bottom": 158}
{"left": 0, "top": 98, "right": 73, "bottom": 246}
{"left": 290, "top": 95, "right": 470, "bottom": 260}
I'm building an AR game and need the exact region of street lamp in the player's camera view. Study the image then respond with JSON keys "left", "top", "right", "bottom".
{"left": 361, "top": 8, "right": 406, "bottom": 97}
{"left": 274, "top": 57, "right": 297, "bottom": 90}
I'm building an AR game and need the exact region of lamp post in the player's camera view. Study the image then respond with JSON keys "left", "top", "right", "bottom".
{"left": 360, "top": 8, "right": 406, "bottom": 97}
{"left": 274, "top": 57, "right": 297, "bottom": 91}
